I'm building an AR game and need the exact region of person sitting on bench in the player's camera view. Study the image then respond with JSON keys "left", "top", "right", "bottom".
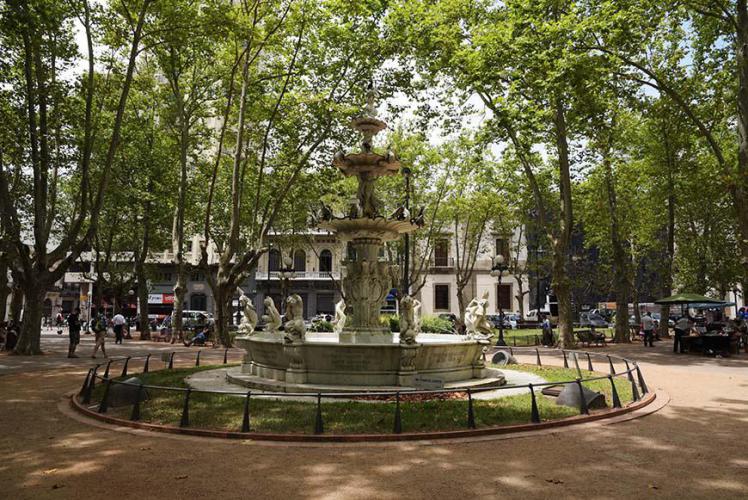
{"left": 184, "top": 328, "right": 208, "bottom": 347}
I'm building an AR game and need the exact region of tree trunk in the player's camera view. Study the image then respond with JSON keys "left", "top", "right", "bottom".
{"left": 514, "top": 277, "right": 526, "bottom": 319}
{"left": 136, "top": 263, "right": 150, "bottom": 340}
{"left": 10, "top": 283, "right": 23, "bottom": 323}
{"left": 214, "top": 283, "right": 231, "bottom": 347}
{"left": 736, "top": 1, "right": 748, "bottom": 296}
{"left": 14, "top": 285, "right": 45, "bottom": 354}
{"left": 0, "top": 258, "right": 9, "bottom": 322}
{"left": 172, "top": 272, "right": 186, "bottom": 342}
{"left": 553, "top": 97, "right": 575, "bottom": 348}
{"left": 456, "top": 284, "right": 468, "bottom": 334}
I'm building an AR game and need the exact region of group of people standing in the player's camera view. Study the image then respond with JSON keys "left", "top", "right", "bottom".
{"left": 64, "top": 309, "right": 123, "bottom": 358}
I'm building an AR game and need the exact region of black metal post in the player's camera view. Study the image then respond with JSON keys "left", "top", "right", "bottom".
{"left": 180, "top": 389, "right": 191, "bottom": 427}
{"left": 624, "top": 360, "right": 634, "bottom": 382}
{"left": 241, "top": 391, "right": 251, "bottom": 432}
{"left": 223, "top": 348, "right": 228, "bottom": 365}
{"left": 82, "top": 369, "right": 95, "bottom": 404}
{"left": 575, "top": 378, "right": 589, "bottom": 415}
{"left": 195, "top": 350, "right": 201, "bottom": 367}
{"left": 402, "top": 167, "right": 411, "bottom": 296}
{"left": 314, "top": 393, "right": 324, "bottom": 434}
{"left": 121, "top": 357, "right": 130, "bottom": 378}
{"left": 535, "top": 348, "right": 542, "bottom": 366}
{"left": 467, "top": 389, "right": 476, "bottom": 429}
{"left": 131, "top": 384, "right": 144, "bottom": 421}
{"left": 608, "top": 376, "right": 622, "bottom": 408}
{"left": 631, "top": 378, "right": 640, "bottom": 402}
{"left": 635, "top": 364, "right": 649, "bottom": 394}
{"left": 607, "top": 355, "right": 615, "bottom": 375}
{"left": 562, "top": 350, "right": 568, "bottom": 368}
{"left": 393, "top": 392, "right": 402, "bottom": 434}
{"left": 98, "top": 378, "right": 112, "bottom": 413}
{"left": 529, "top": 383, "right": 540, "bottom": 423}
{"left": 144, "top": 354, "right": 151, "bottom": 373}
{"left": 103, "top": 360, "right": 112, "bottom": 379}
{"left": 80, "top": 369, "right": 93, "bottom": 397}
{"left": 586, "top": 352, "right": 593, "bottom": 372}
{"left": 496, "top": 271, "right": 506, "bottom": 346}
{"left": 168, "top": 352, "right": 175, "bottom": 370}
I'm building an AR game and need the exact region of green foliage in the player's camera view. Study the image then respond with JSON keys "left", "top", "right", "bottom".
{"left": 420, "top": 315, "right": 454, "bottom": 333}
{"left": 309, "top": 320, "right": 333, "bottom": 332}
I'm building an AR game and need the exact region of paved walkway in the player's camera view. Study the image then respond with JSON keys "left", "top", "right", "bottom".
{"left": 1, "top": 333, "right": 747, "bottom": 499}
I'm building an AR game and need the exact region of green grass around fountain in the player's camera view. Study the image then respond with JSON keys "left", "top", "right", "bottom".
{"left": 88, "top": 363, "right": 635, "bottom": 434}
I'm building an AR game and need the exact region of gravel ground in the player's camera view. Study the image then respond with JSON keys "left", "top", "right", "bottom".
{"left": 1, "top": 332, "right": 747, "bottom": 499}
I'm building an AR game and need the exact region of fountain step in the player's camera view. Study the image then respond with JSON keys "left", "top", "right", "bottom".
{"left": 225, "top": 367, "right": 506, "bottom": 394}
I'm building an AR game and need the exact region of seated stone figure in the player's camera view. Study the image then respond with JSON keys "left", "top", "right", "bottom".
{"left": 333, "top": 299, "right": 347, "bottom": 335}
{"left": 464, "top": 291, "right": 492, "bottom": 339}
{"left": 399, "top": 295, "right": 418, "bottom": 345}
{"left": 262, "top": 297, "right": 282, "bottom": 335}
{"left": 237, "top": 290, "right": 258, "bottom": 336}
{"left": 284, "top": 294, "right": 306, "bottom": 343}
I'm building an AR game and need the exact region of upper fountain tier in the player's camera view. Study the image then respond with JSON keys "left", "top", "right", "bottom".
{"left": 332, "top": 86, "right": 400, "bottom": 178}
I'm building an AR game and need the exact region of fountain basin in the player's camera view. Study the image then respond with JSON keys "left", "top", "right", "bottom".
{"left": 233, "top": 333, "right": 500, "bottom": 392}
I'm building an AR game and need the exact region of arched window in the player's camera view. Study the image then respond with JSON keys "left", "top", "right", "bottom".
{"left": 268, "top": 249, "right": 281, "bottom": 272}
{"left": 293, "top": 249, "right": 306, "bottom": 271}
{"left": 319, "top": 249, "right": 333, "bottom": 272}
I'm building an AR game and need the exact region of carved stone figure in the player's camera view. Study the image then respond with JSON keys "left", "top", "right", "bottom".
{"left": 283, "top": 293, "right": 306, "bottom": 343}
{"left": 413, "top": 298, "right": 422, "bottom": 334}
{"left": 262, "top": 296, "right": 282, "bottom": 335}
{"left": 238, "top": 290, "right": 258, "bottom": 336}
{"left": 333, "top": 299, "right": 347, "bottom": 335}
{"left": 464, "top": 291, "right": 493, "bottom": 339}
{"left": 399, "top": 295, "right": 418, "bottom": 345}
{"left": 356, "top": 171, "right": 378, "bottom": 218}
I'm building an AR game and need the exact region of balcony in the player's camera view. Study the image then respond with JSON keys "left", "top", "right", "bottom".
{"left": 430, "top": 256, "right": 455, "bottom": 268}
{"left": 255, "top": 270, "right": 341, "bottom": 280}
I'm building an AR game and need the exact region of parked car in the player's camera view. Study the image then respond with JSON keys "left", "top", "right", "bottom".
{"left": 579, "top": 312, "right": 609, "bottom": 328}
{"left": 651, "top": 312, "right": 675, "bottom": 328}
{"left": 487, "top": 314, "right": 518, "bottom": 330}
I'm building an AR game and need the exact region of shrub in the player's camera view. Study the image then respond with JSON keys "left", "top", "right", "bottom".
{"left": 309, "top": 320, "right": 333, "bottom": 332}
{"left": 421, "top": 315, "right": 454, "bottom": 334}
{"left": 379, "top": 314, "right": 399, "bottom": 332}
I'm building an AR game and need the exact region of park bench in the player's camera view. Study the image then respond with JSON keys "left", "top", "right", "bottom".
{"left": 576, "top": 329, "right": 606, "bottom": 347}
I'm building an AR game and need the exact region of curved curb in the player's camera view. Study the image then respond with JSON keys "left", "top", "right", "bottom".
{"left": 69, "top": 388, "right": 659, "bottom": 444}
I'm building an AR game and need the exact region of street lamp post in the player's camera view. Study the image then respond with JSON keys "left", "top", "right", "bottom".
{"left": 279, "top": 255, "right": 295, "bottom": 315}
{"left": 401, "top": 166, "right": 411, "bottom": 296}
{"left": 490, "top": 254, "right": 509, "bottom": 346}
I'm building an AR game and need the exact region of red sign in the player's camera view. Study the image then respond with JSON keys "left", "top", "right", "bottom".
{"left": 162, "top": 293, "right": 175, "bottom": 304}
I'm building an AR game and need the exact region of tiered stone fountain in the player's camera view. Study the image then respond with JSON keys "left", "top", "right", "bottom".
{"left": 232, "top": 90, "right": 504, "bottom": 392}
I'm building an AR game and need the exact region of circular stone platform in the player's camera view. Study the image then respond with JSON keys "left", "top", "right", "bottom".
{"left": 181, "top": 367, "right": 550, "bottom": 400}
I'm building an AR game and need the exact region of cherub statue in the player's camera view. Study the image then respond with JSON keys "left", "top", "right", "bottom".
{"left": 262, "top": 296, "right": 282, "bottom": 335}
{"left": 333, "top": 299, "right": 347, "bottom": 335}
{"left": 238, "top": 290, "right": 258, "bottom": 336}
{"left": 464, "top": 291, "right": 492, "bottom": 339}
{"left": 284, "top": 293, "right": 306, "bottom": 343}
{"left": 399, "top": 295, "right": 418, "bottom": 345}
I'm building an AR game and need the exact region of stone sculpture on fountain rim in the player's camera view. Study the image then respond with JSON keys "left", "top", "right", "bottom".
{"left": 333, "top": 299, "right": 347, "bottom": 335}
{"left": 237, "top": 289, "right": 258, "bottom": 336}
{"left": 283, "top": 293, "right": 306, "bottom": 344}
{"left": 399, "top": 295, "right": 419, "bottom": 345}
{"left": 262, "top": 296, "right": 282, "bottom": 335}
{"left": 464, "top": 291, "right": 493, "bottom": 340}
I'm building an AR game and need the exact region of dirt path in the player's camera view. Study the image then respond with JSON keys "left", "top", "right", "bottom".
{"left": 1, "top": 334, "right": 747, "bottom": 499}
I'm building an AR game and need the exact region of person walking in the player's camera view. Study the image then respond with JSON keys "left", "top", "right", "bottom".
{"left": 91, "top": 313, "right": 108, "bottom": 359}
{"left": 112, "top": 312, "right": 126, "bottom": 344}
{"left": 66, "top": 308, "right": 81, "bottom": 358}
{"left": 641, "top": 311, "right": 655, "bottom": 347}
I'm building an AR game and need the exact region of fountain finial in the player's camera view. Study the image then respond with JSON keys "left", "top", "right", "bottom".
{"left": 365, "top": 81, "right": 378, "bottom": 118}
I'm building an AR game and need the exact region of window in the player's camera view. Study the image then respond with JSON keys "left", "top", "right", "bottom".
{"left": 268, "top": 249, "right": 281, "bottom": 272}
{"left": 434, "top": 284, "right": 450, "bottom": 310}
{"left": 434, "top": 239, "right": 449, "bottom": 266}
{"left": 158, "top": 272, "right": 173, "bottom": 283}
{"left": 319, "top": 249, "right": 333, "bottom": 272}
{"left": 497, "top": 284, "right": 512, "bottom": 311}
{"left": 495, "top": 238, "right": 510, "bottom": 261}
{"left": 190, "top": 271, "right": 204, "bottom": 282}
{"left": 293, "top": 250, "right": 306, "bottom": 271}
{"left": 190, "top": 293, "right": 207, "bottom": 311}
